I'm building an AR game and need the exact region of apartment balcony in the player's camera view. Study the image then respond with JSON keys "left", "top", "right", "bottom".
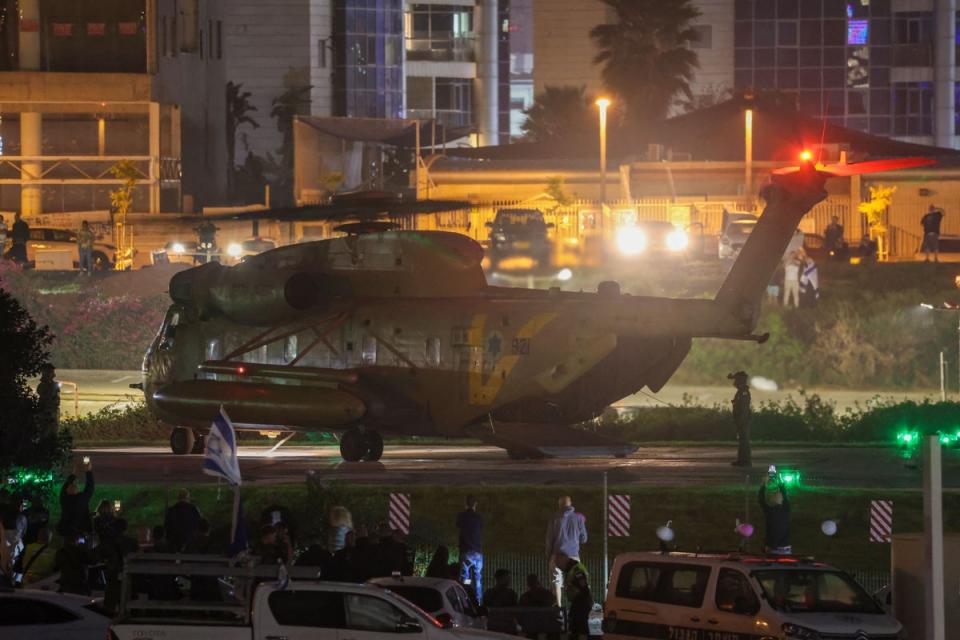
{"left": 892, "top": 43, "right": 933, "bottom": 67}
{"left": 406, "top": 35, "right": 476, "bottom": 62}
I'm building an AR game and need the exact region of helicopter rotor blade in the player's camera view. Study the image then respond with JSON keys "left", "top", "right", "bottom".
{"left": 772, "top": 157, "right": 936, "bottom": 177}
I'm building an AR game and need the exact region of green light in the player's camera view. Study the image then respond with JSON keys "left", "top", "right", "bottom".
{"left": 779, "top": 470, "right": 800, "bottom": 487}
{"left": 896, "top": 431, "right": 920, "bottom": 445}
{"left": 940, "top": 432, "right": 956, "bottom": 446}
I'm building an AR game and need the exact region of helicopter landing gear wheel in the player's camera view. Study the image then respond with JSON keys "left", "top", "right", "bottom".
{"left": 170, "top": 427, "right": 195, "bottom": 455}
{"left": 191, "top": 432, "right": 206, "bottom": 454}
{"left": 340, "top": 428, "right": 367, "bottom": 462}
{"left": 362, "top": 431, "right": 384, "bottom": 462}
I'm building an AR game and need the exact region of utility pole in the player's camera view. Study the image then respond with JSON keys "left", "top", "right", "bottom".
{"left": 923, "top": 435, "right": 945, "bottom": 640}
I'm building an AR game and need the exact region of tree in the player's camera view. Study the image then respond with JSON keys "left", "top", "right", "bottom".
{"left": 109, "top": 160, "right": 141, "bottom": 269}
{"left": 225, "top": 81, "right": 259, "bottom": 198}
{"left": 590, "top": 0, "right": 701, "bottom": 130}
{"left": 269, "top": 81, "right": 312, "bottom": 205}
{"left": 0, "top": 288, "right": 70, "bottom": 498}
{"left": 858, "top": 184, "right": 896, "bottom": 261}
{"left": 521, "top": 86, "right": 595, "bottom": 143}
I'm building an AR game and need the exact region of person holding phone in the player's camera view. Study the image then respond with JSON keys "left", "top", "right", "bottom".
{"left": 57, "top": 457, "right": 95, "bottom": 538}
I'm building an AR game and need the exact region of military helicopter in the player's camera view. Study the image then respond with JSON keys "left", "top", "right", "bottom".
{"left": 141, "top": 157, "right": 933, "bottom": 461}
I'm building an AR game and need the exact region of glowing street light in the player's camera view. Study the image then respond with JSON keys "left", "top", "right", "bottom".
{"left": 596, "top": 97, "right": 611, "bottom": 206}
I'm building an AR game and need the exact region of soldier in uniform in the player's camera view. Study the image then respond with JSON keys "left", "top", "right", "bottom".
{"left": 729, "top": 371, "right": 752, "bottom": 467}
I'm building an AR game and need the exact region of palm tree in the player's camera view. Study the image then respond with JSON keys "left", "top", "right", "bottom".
{"left": 521, "top": 85, "right": 594, "bottom": 143}
{"left": 591, "top": 0, "right": 701, "bottom": 129}
{"left": 225, "top": 81, "right": 259, "bottom": 196}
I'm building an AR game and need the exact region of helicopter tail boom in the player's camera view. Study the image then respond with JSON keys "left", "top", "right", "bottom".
{"left": 712, "top": 168, "right": 828, "bottom": 334}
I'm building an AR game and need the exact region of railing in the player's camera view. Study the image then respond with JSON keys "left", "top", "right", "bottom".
{"left": 0, "top": 156, "right": 152, "bottom": 185}
{"left": 406, "top": 36, "right": 476, "bottom": 62}
{"left": 406, "top": 109, "right": 473, "bottom": 129}
{"left": 892, "top": 43, "right": 933, "bottom": 67}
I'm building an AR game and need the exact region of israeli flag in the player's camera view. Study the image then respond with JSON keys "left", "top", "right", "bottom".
{"left": 202, "top": 406, "right": 242, "bottom": 486}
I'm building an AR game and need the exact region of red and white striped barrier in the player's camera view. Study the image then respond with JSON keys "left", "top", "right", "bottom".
{"left": 608, "top": 494, "right": 630, "bottom": 537}
{"left": 869, "top": 500, "right": 893, "bottom": 543}
{"left": 389, "top": 492, "right": 411, "bottom": 535}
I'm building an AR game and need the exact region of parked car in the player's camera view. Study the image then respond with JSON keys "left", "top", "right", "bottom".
{"left": 371, "top": 576, "right": 486, "bottom": 629}
{"left": 717, "top": 214, "right": 757, "bottom": 260}
{"left": 614, "top": 220, "right": 691, "bottom": 260}
{"left": 0, "top": 587, "right": 110, "bottom": 640}
{"left": 9, "top": 227, "right": 115, "bottom": 270}
{"left": 604, "top": 552, "right": 903, "bottom": 640}
{"left": 226, "top": 236, "right": 279, "bottom": 262}
{"left": 485, "top": 208, "right": 554, "bottom": 273}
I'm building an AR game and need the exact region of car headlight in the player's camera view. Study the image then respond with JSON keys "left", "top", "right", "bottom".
{"left": 666, "top": 229, "right": 689, "bottom": 252}
{"left": 557, "top": 268, "right": 573, "bottom": 281}
{"left": 171, "top": 242, "right": 186, "bottom": 254}
{"left": 616, "top": 227, "right": 647, "bottom": 256}
{"left": 782, "top": 623, "right": 822, "bottom": 640}
{"left": 227, "top": 243, "right": 243, "bottom": 258}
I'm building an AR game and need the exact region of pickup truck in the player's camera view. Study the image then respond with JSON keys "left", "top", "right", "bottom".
{"left": 109, "top": 553, "right": 512, "bottom": 640}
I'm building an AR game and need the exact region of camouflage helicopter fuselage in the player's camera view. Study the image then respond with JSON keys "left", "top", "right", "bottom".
{"left": 143, "top": 170, "right": 827, "bottom": 455}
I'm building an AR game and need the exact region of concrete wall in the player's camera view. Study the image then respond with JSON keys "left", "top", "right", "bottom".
{"left": 222, "top": 0, "right": 317, "bottom": 163}
{"left": 153, "top": 0, "right": 228, "bottom": 210}
{"left": 532, "top": 0, "right": 611, "bottom": 96}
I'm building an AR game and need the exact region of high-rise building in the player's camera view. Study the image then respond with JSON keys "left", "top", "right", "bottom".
{"left": 0, "top": 0, "right": 226, "bottom": 214}
{"left": 531, "top": 0, "right": 960, "bottom": 150}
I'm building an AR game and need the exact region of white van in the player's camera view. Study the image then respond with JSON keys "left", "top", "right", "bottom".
{"left": 603, "top": 552, "right": 903, "bottom": 640}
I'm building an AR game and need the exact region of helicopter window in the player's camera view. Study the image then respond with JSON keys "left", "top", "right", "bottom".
{"left": 426, "top": 337, "right": 441, "bottom": 367}
{"left": 159, "top": 311, "right": 180, "bottom": 350}
{"left": 361, "top": 336, "right": 377, "bottom": 366}
{"left": 205, "top": 338, "right": 221, "bottom": 361}
{"left": 284, "top": 336, "right": 298, "bottom": 363}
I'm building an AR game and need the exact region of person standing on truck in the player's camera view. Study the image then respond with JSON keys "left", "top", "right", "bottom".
{"left": 57, "top": 459, "right": 94, "bottom": 538}
{"left": 759, "top": 476, "right": 792, "bottom": 555}
{"left": 545, "top": 496, "right": 587, "bottom": 606}
{"left": 456, "top": 495, "right": 484, "bottom": 603}
{"left": 164, "top": 488, "right": 202, "bottom": 552}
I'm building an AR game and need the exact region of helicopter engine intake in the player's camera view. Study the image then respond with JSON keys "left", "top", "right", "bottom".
{"left": 170, "top": 262, "right": 320, "bottom": 325}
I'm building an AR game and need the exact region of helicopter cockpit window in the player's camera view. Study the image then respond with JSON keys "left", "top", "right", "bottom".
{"left": 159, "top": 311, "right": 180, "bottom": 351}
{"left": 361, "top": 336, "right": 377, "bottom": 366}
{"left": 284, "top": 336, "right": 298, "bottom": 364}
{"left": 426, "top": 337, "right": 441, "bottom": 367}
{"left": 205, "top": 338, "right": 221, "bottom": 361}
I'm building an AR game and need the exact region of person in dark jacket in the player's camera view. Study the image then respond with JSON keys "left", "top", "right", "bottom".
{"left": 55, "top": 532, "right": 92, "bottom": 595}
{"left": 519, "top": 573, "right": 554, "bottom": 607}
{"left": 8, "top": 212, "right": 29, "bottom": 263}
{"left": 456, "top": 495, "right": 483, "bottom": 603}
{"left": 730, "top": 371, "right": 752, "bottom": 467}
{"left": 823, "top": 216, "right": 844, "bottom": 257}
{"left": 164, "top": 488, "right": 202, "bottom": 552}
{"left": 922, "top": 205, "right": 945, "bottom": 262}
{"left": 57, "top": 461, "right": 94, "bottom": 537}
{"left": 759, "top": 479, "right": 791, "bottom": 555}
{"left": 484, "top": 569, "right": 519, "bottom": 608}
{"left": 567, "top": 571, "right": 592, "bottom": 640}
{"left": 425, "top": 544, "right": 450, "bottom": 579}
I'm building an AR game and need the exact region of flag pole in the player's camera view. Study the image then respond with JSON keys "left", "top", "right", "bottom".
{"left": 231, "top": 484, "right": 241, "bottom": 545}
{"left": 603, "top": 471, "right": 609, "bottom": 596}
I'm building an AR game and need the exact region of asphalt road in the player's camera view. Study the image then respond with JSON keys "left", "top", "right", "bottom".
{"left": 54, "top": 369, "right": 941, "bottom": 417}
{"left": 74, "top": 444, "right": 958, "bottom": 489}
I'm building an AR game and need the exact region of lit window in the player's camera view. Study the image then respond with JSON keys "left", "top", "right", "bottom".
{"left": 847, "top": 19, "right": 868, "bottom": 45}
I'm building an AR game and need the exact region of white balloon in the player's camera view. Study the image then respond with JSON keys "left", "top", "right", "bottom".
{"left": 656, "top": 521, "right": 675, "bottom": 542}
{"left": 821, "top": 520, "right": 838, "bottom": 537}
{"left": 750, "top": 376, "right": 779, "bottom": 391}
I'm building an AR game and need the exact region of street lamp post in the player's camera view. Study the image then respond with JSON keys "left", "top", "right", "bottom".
{"left": 920, "top": 302, "right": 960, "bottom": 396}
{"left": 596, "top": 98, "right": 610, "bottom": 206}
{"left": 744, "top": 108, "right": 753, "bottom": 199}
